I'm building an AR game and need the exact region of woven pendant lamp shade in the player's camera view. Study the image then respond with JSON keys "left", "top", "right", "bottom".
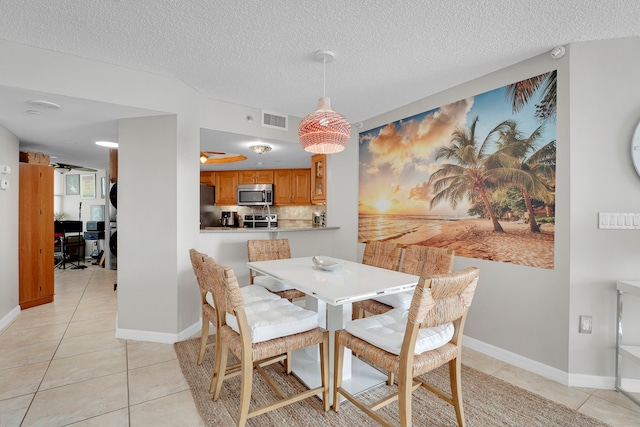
{"left": 298, "top": 97, "right": 351, "bottom": 154}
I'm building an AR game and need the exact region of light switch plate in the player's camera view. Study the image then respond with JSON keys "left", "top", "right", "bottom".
{"left": 598, "top": 212, "right": 640, "bottom": 229}
{"left": 0, "top": 165, "right": 10, "bottom": 174}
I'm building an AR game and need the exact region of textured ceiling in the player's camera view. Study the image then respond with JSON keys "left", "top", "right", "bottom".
{"left": 1, "top": 0, "right": 640, "bottom": 169}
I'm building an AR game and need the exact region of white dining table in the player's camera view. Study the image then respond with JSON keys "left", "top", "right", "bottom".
{"left": 247, "top": 256, "right": 420, "bottom": 401}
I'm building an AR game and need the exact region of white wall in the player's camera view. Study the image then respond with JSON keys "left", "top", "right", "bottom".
{"left": 0, "top": 125, "right": 20, "bottom": 329}
{"left": 568, "top": 38, "right": 640, "bottom": 381}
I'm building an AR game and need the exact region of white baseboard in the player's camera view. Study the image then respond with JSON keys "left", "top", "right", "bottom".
{"left": 621, "top": 378, "right": 640, "bottom": 393}
{"left": 568, "top": 372, "right": 615, "bottom": 389}
{"left": 115, "top": 320, "right": 201, "bottom": 344}
{"left": 463, "top": 335, "right": 569, "bottom": 385}
{"left": 463, "top": 335, "right": 619, "bottom": 390}
{"left": 0, "top": 306, "right": 20, "bottom": 332}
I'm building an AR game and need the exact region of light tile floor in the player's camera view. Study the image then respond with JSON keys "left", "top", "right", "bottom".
{"left": 1, "top": 265, "right": 639, "bottom": 426}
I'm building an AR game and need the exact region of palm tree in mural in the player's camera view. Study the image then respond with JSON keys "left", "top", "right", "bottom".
{"left": 486, "top": 120, "right": 556, "bottom": 233}
{"left": 505, "top": 70, "right": 557, "bottom": 121}
{"left": 429, "top": 116, "right": 509, "bottom": 233}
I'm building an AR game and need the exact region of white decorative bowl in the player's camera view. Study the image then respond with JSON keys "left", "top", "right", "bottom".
{"left": 312, "top": 256, "right": 342, "bottom": 271}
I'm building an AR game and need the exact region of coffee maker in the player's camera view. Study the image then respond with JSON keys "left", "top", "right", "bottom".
{"left": 221, "top": 211, "right": 238, "bottom": 227}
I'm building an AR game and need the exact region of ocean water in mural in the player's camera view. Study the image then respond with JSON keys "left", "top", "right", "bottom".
{"left": 359, "top": 214, "right": 458, "bottom": 244}
{"left": 359, "top": 72, "right": 557, "bottom": 269}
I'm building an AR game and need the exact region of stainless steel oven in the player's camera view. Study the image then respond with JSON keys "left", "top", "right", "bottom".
{"left": 243, "top": 214, "right": 278, "bottom": 228}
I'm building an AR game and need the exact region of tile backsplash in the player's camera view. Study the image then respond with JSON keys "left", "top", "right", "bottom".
{"left": 210, "top": 205, "right": 325, "bottom": 228}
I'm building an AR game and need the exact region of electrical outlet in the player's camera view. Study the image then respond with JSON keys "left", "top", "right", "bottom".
{"left": 579, "top": 315, "right": 592, "bottom": 334}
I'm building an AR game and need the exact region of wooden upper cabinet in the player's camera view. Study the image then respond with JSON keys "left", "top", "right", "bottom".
{"left": 274, "top": 169, "right": 310, "bottom": 205}
{"left": 238, "top": 170, "right": 274, "bottom": 184}
{"left": 215, "top": 171, "right": 238, "bottom": 205}
{"left": 310, "top": 154, "right": 326, "bottom": 205}
{"left": 200, "top": 171, "right": 215, "bottom": 186}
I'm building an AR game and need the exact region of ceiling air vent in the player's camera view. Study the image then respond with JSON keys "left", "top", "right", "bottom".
{"left": 261, "top": 110, "right": 288, "bottom": 131}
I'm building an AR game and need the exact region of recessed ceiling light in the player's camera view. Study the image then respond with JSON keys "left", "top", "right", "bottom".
{"left": 95, "top": 141, "right": 119, "bottom": 148}
{"left": 28, "top": 99, "right": 61, "bottom": 110}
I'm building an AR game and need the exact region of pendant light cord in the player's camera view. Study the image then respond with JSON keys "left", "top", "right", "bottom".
{"left": 323, "top": 57, "right": 326, "bottom": 98}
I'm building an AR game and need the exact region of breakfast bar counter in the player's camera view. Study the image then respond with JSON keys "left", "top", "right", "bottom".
{"left": 201, "top": 226, "right": 340, "bottom": 233}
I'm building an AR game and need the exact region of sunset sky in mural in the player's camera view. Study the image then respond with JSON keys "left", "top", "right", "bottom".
{"left": 358, "top": 80, "right": 556, "bottom": 217}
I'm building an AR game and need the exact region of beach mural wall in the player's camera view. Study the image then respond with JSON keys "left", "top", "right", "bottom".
{"left": 358, "top": 71, "right": 557, "bottom": 269}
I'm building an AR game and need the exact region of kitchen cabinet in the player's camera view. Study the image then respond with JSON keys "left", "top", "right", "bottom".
{"left": 310, "top": 154, "right": 326, "bottom": 205}
{"left": 200, "top": 171, "right": 215, "bottom": 186}
{"left": 238, "top": 170, "right": 274, "bottom": 184}
{"left": 215, "top": 171, "right": 238, "bottom": 205}
{"left": 19, "top": 163, "right": 54, "bottom": 309}
{"left": 274, "top": 169, "right": 310, "bottom": 205}
{"left": 615, "top": 280, "right": 640, "bottom": 406}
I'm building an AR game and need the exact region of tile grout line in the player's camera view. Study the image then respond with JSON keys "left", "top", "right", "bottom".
{"left": 20, "top": 268, "right": 95, "bottom": 426}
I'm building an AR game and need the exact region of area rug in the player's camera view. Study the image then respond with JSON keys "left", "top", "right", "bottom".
{"left": 174, "top": 337, "right": 610, "bottom": 427}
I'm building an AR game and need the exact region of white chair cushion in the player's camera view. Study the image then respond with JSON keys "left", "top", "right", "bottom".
{"left": 254, "top": 275, "right": 294, "bottom": 292}
{"left": 345, "top": 308, "right": 454, "bottom": 355}
{"left": 241, "top": 285, "right": 282, "bottom": 303}
{"left": 372, "top": 290, "right": 413, "bottom": 310}
{"left": 226, "top": 299, "right": 318, "bottom": 343}
{"left": 205, "top": 284, "right": 280, "bottom": 308}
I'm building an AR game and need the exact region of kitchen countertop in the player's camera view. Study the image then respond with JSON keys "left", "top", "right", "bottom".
{"left": 201, "top": 226, "right": 339, "bottom": 233}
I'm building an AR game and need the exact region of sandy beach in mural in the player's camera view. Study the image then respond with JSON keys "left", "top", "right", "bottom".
{"left": 419, "top": 218, "right": 554, "bottom": 269}
{"left": 358, "top": 215, "right": 555, "bottom": 269}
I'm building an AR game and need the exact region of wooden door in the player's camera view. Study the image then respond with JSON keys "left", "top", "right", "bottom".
{"left": 254, "top": 170, "right": 274, "bottom": 184}
{"left": 273, "top": 170, "right": 293, "bottom": 205}
{"left": 19, "top": 164, "right": 54, "bottom": 309}
{"left": 274, "top": 169, "right": 310, "bottom": 205}
{"left": 238, "top": 170, "right": 256, "bottom": 184}
{"left": 238, "top": 170, "right": 274, "bottom": 184}
{"left": 215, "top": 171, "right": 238, "bottom": 205}
{"left": 200, "top": 171, "right": 215, "bottom": 186}
{"left": 292, "top": 169, "right": 311, "bottom": 204}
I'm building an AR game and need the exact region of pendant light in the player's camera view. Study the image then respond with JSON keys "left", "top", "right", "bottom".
{"left": 298, "top": 49, "right": 351, "bottom": 154}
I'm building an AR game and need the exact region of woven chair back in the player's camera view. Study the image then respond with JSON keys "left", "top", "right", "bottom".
{"left": 203, "top": 256, "right": 244, "bottom": 317}
{"left": 408, "top": 267, "right": 479, "bottom": 328}
{"left": 189, "top": 248, "right": 210, "bottom": 296}
{"left": 247, "top": 239, "right": 291, "bottom": 262}
{"left": 362, "top": 241, "right": 402, "bottom": 271}
{"left": 401, "top": 245, "right": 454, "bottom": 276}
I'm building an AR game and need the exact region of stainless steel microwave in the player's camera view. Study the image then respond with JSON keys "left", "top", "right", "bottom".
{"left": 237, "top": 184, "right": 273, "bottom": 206}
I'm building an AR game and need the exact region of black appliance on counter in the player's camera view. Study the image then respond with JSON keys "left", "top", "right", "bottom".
{"left": 221, "top": 211, "right": 239, "bottom": 227}
{"left": 243, "top": 214, "right": 278, "bottom": 228}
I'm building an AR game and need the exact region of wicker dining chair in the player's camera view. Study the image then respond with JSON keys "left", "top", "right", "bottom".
{"left": 247, "top": 238, "right": 306, "bottom": 302}
{"left": 205, "top": 256, "right": 330, "bottom": 427}
{"left": 351, "top": 241, "right": 403, "bottom": 320}
{"left": 189, "top": 248, "right": 218, "bottom": 365}
{"left": 354, "top": 245, "right": 455, "bottom": 385}
{"left": 334, "top": 267, "right": 479, "bottom": 427}
{"left": 353, "top": 246, "right": 455, "bottom": 320}
{"left": 189, "top": 249, "right": 281, "bottom": 378}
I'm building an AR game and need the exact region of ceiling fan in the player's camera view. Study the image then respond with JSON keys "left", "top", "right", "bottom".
{"left": 51, "top": 162, "right": 97, "bottom": 173}
{"left": 200, "top": 151, "right": 247, "bottom": 165}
